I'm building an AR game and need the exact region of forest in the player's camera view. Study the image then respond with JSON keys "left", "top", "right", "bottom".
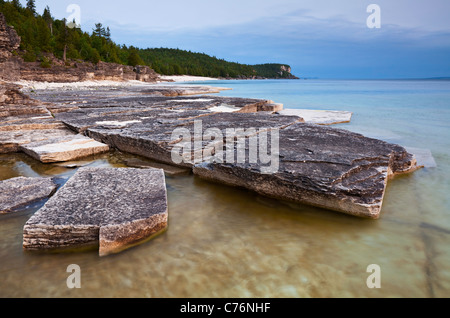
{"left": 0, "top": 0, "right": 298, "bottom": 79}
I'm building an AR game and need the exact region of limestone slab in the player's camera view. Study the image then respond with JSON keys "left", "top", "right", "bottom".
{"left": 0, "top": 128, "right": 75, "bottom": 154}
{"left": 23, "top": 167, "right": 168, "bottom": 256}
{"left": 19, "top": 134, "right": 110, "bottom": 163}
{"left": 0, "top": 177, "right": 57, "bottom": 214}
{"left": 193, "top": 123, "right": 418, "bottom": 219}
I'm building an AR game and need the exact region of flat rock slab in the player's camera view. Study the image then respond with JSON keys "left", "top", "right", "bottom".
{"left": 278, "top": 109, "right": 353, "bottom": 125}
{"left": 0, "top": 177, "right": 57, "bottom": 214}
{"left": 23, "top": 167, "right": 168, "bottom": 256}
{"left": 20, "top": 134, "right": 110, "bottom": 163}
{"left": 194, "top": 123, "right": 418, "bottom": 219}
{"left": 0, "top": 128, "right": 75, "bottom": 154}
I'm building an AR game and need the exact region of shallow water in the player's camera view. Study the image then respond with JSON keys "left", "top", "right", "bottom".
{"left": 1, "top": 79, "right": 449, "bottom": 298}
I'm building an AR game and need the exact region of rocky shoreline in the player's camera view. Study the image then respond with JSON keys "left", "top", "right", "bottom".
{"left": 0, "top": 10, "right": 421, "bottom": 255}
{"left": 0, "top": 78, "right": 422, "bottom": 255}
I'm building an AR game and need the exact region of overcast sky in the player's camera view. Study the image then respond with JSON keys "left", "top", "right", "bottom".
{"left": 25, "top": 0, "right": 450, "bottom": 78}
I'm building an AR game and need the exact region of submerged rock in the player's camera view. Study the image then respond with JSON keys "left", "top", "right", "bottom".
{"left": 0, "top": 177, "right": 57, "bottom": 214}
{"left": 23, "top": 167, "right": 168, "bottom": 256}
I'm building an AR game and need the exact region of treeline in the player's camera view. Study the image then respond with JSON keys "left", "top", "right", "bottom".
{"left": 139, "top": 48, "right": 255, "bottom": 77}
{"left": 0, "top": 0, "right": 297, "bottom": 78}
{"left": 0, "top": 0, "right": 143, "bottom": 66}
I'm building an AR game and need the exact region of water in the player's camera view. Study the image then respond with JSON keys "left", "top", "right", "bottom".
{"left": 1, "top": 79, "right": 450, "bottom": 298}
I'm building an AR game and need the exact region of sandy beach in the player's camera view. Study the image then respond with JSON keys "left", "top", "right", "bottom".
{"left": 159, "top": 75, "right": 219, "bottom": 82}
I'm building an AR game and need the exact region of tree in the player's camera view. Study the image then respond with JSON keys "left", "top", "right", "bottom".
{"left": 26, "top": 0, "right": 36, "bottom": 14}
{"left": 105, "top": 27, "right": 111, "bottom": 41}
{"left": 93, "top": 23, "right": 106, "bottom": 37}
{"left": 127, "top": 50, "right": 144, "bottom": 66}
{"left": 89, "top": 48, "right": 100, "bottom": 64}
{"left": 43, "top": 6, "right": 53, "bottom": 35}
{"left": 11, "top": 0, "right": 21, "bottom": 10}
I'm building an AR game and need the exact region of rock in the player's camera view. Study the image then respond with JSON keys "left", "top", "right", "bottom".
{"left": 0, "top": 81, "right": 40, "bottom": 107}
{"left": 0, "top": 177, "right": 57, "bottom": 214}
{"left": 0, "top": 128, "right": 75, "bottom": 154}
{"left": 193, "top": 123, "right": 418, "bottom": 219}
{"left": 140, "top": 86, "right": 232, "bottom": 97}
{"left": 134, "top": 65, "right": 160, "bottom": 82}
{"left": 0, "top": 12, "right": 21, "bottom": 81}
{"left": 19, "top": 134, "right": 110, "bottom": 163}
{"left": 39, "top": 84, "right": 419, "bottom": 218}
{"left": 124, "top": 158, "right": 191, "bottom": 176}
{"left": 23, "top": 167, "right": 168, "bottom": 256}
{"left": 0, "top": 13, "right": 20, "bottom": 63}
{"left": 278, "top": 109, "right": 353, "bottom": 125}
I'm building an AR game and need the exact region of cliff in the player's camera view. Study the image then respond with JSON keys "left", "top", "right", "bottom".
{"left": 0, "top": 12, "right": 160, "bottom": 83}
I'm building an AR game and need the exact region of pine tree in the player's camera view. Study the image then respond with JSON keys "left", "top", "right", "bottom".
{"left": 93, "top": 23, "right": 106, "bottom": 37}
{"left": 11, "top": 0, "right": 21, "bottom": 10}
{"left": 128, "top": 50, "right": 144, "bottom": 67}
{"left": 43, "top": 6, "right": 53, "bottom": 35}
{"left": 26, "top": 0, "right": 36, "bottom": 14}
{"left": 105, "top": 27, "right": 111, "bottom": 41}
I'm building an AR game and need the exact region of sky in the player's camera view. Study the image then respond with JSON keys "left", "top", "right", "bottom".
{"left": 23, "top": 0, "right": 450, "bottom": 78}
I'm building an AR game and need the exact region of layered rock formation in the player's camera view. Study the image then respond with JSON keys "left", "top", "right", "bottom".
{"left": 18, "top": 59, "right": 160, "bottom": 83}
{"left": 0, "top": 81, "right": 109, "bottom": 159}
{"left": 0, "top": 13, "right": 20, "bottom": 62}
{"left": 1, "top": 82, "right": 420, "bottom": 220}
{"left": 0, "top": 13, "right": 21, "bottom": 81}
{"left": 48, "top": 86, "right": 419, "bottom": 218}
{"left": 23, "top": 167, "right": 168, "bottom": 256}
{"left": 0, "top": 177, "right": 57, "bottom": 214}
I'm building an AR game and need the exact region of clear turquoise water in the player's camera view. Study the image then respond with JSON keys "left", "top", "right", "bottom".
{"left": 1, "top": 79, "right": 449, "bottom": 298}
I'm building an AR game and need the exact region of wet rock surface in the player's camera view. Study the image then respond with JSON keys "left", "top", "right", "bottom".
{"left": 193, "top": 123, "right": 418, "bottom": 219}
{"left": 23, "top": 167, "right": 168, "bottom": 256}
{"left": 0, "top": 177, "right": 57, "bottom": 214}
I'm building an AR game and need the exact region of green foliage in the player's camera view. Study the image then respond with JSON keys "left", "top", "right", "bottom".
{"left": 252, "top": 64, "right": 296, "bottom": 79}
{"left": 40, "top": 56, "right": 51, "bottom": 68}
{"left": 0, "top": 1, "right": 296, "bottom": 79}
{"left": 26, "top": 0, "right": 35, "bottom": 14}
{"left": 23, "top": 49, "right": 36, "bottom": 62}
{"left": 128, "top": 50, "right": 144, "bottom": 66}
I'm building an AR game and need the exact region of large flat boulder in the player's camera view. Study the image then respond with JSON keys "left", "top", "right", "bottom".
{"left": 193, "top": 123, "right": 418, "bottom": 219}
{"left": 23, "top": 167, "right": 168, "bottom": 256}
{"left": 19, "top": 134, "right": 110, "bottom": 163}
{"left": 0, "top": 177, "right": 57, "bottom": 214}
{"left": 0, "top": 128, "right": 75, "bottom": 154}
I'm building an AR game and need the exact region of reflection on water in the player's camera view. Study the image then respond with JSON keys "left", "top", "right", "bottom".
{"left": 0, "top": 149, "right": 449, "bottom": 298}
